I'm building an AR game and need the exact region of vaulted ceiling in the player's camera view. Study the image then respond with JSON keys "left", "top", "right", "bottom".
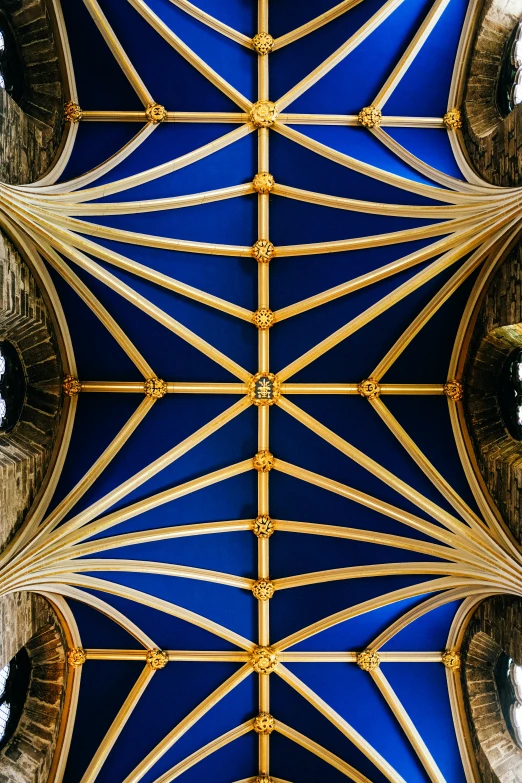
{"left": 2, "top": 0, "right": 521, "bottom": 781}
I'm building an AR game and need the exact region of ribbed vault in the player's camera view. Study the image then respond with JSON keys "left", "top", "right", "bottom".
{"left": 0, "top": 1, "right": 521, "bottom": 782}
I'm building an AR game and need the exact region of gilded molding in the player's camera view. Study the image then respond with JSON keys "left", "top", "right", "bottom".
{"left": 67, "top": 647, "right": 86, "bottom": 667}
{"left": 252, "top": 239, "right": 275, "bottom": 263}
{"left": 254, "top": 777, "right": 274, "bottom": 783}
{"left": 248, "top": 372, "right": 281, "bottom": 406}
{"left": 358, "top": 105, "right": 382, "bottom": 128}
{"left": 250, "top": 646, "right": 278, "bottom": 674}
{"left": 64, "top": 101, "right": 82, "bottom": 123}
{"left": 250, "top": 100, "right": 278, "bottom": 128}
{"left": 253, "top": 712, "right": 275, "bottom": 734}
{"left": 252, "top": 308, "right": 275, "bottom": 329}
{"left": 443, "top": 108, "right": 462, "bottom": 130}
{"left": 357, "top": 378, "right": 381, "bottom": 399}
{"left": 145, "top": 102, "right": 167, "bottom": 124}
{"left": 252, "top": 579, "right": 275, "bottom": 600}
{"left": 63, "top": 375, "right": 82, "bottom": 396}
{"left": 444, "top": 379, "right": 463, "bottom": 401}
{"left": 442, "top": 650, "right": 461, "bottom": 670}
{"left": 253, "top": 172, "right": 275, "bottom": 194}
{"left": 356, "top": 649, "right": 380, "bottom": 671}
{"left": 146, "top": 649, "right": 169, "bottom": 670}
{"left": 252, "top": 514, "right": 275, "bottom": 538}
{"left": 144, "top": 378, "right": 168, "bottom": 398}
{"left": 253, "top": 451, "right": 274, "bottom": 473}
{"left": 252, "top": 32, "right": 274, "bottom": 55}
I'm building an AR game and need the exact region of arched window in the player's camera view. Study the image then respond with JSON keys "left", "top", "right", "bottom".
{"left": 0, "top": 649, "right": 30, "bottom": 749}
{"left": 495, "top": 652, "right": 522, "bottom": 748}
{"left": 497, "top": 348, "right": 522, "bottom": 439}
{"left": 497, "top": 22, "right": 522, "bottom": 117}
{"left": 0, "top": 342, "right": 26, "bottom": 433}
{"left": 0, "top": 11, "right": 25, "bottom": 102}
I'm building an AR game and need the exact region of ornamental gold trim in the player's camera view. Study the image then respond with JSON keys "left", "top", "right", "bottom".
{"left": 358, "top": 105, "right": 382, "bottom": 128}
{"left": 250, "top": 100, "right": 278, "bottom": 128}
{"left": 442, "top": 650, "right": 461, "bottom": 670}
{"left": 144, "top": 378, "right": 168, "bottom": 398}
{"left": 357, "top": 378, "right": 381, "bottom": 399}
{"left": 250, "top": 646, "right": 278, "bottom": 674}
{"left": 64, "top": 101, "right": 82, "bottom": 123}
{"left": 443, "top": 108, "right": 462, "bottom": 130}
{"left": 254, "top": 777, "right": 275, "bottom": 783}
{"left": 252, "top": 239, "right": 275, "bottom": 263}
{"left": 252, "top": 515, "right": 275, "bottom": 538}
{"left": 444, "top": 379, "right": 463, "bottom": 401}
{"left": 253, "top": 172, "right": 275, "bottom": 194}
{"left": 63, "top": 375, "right": 82, "bottom": 396}
{"left": 356, "top": 649, "right": 380, "bottom": 671}
{"left": 253, "top": 712, "right": 275, "bottom": 734}
{"left": 248, "top": 372, "right": 281, "bottom": 406}
{"left": 145, "top": 102, "right": 167, "bottom": 124}
{"left": 252, "top": 579, "right": 275, "bottom": 600}
{"left": 146, "top": 649, "right": 169, "bottom": 669}
{"left": 252, "top": 32, "right": 274, "bottom": 55}
{"left": 252, "top": 309, "right": 275, "bottom": 329}
{"left": 67, "top": 647, "right": 86, "bottom": 667}
{"left": 253, "top": 451, "right": 274, "bottom": 473}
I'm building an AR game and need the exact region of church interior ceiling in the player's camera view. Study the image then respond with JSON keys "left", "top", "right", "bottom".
{"left": 1, "top": 0, "right": 521, "bottom": 780}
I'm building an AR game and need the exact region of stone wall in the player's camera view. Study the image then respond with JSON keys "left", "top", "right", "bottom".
{"left": 0, "top": 0, "right": 64, "bottom": 183}
{"left": 461, "top": 596, "right": 522, "bottom": 782}
{"left": 462, "top": 0, "right": 522, "bottom": 185}
{"left": 0, "top": 593, "right": 68, "bottom": 783}
{"left": 464, "top": 243, "right": 522, "bottom": 544}
{"left": 0, "top": 229, "right": 62, "bottom": 549}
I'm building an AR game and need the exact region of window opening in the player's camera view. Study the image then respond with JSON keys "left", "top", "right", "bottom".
{"left": 0, "top": 649, "right": 30, "bottom": 748}
{"left": 495, "top": 652, "right": 522, "bottom": 748}
{"left": 0, "top": 342, "right": 26, "bottom": 433}
{"left": 497, "top": 22, "right": 522, "bottom": 117}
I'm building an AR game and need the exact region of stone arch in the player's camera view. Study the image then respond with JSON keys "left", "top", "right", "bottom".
{"left": 0, "top": 593, "right": 70, "bottom": 783}
{"left": 461, "top": 0, "right": 522, "bottom": 185}
{"left": 461, "top": 596, "right": 522, "bottom": 782}
{"left": 0, "top": 227, "right": 63, "bottom": 550}
{"left": 0, "top": 0, "right": 66, "bottom": 183}
{"left": 464, "top": 239, "right": 522, "bottom": 543}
